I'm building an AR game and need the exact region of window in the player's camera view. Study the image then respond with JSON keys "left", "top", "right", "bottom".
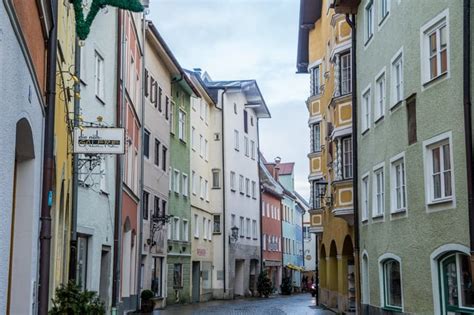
{"left": 245, "top": 178, "right": 250, "bottom": 196}
{"left": 162, "top": 200, "right": 167, "bottom": 216}
{"left": 208, "top": 219, "right": 212, "bottom": 240}
{"left": 213, "top": 215, "right": 221, "bottom": 234}
{"left": 426, "top": 137, "right": 453, "bottom": 202}
{"left": 191, "top": 127, "right": 196, "bottom": 150}
{"left": 234, "top": 103, "right": 237, "bottom": 114}
{"left": 94, "top": 51, "right": 104, "bottom": 100}
{"left": 170, "top": 101, "right": 175, "bottom": 134}
{"left": 342, "top": 137, "right": 353, "bottom": 179}
{"left": 76, "top": 235, "right": 89, "bottom": 290}
{"left": 251, "top": 181, "right": 256, "bottom": 199}
{"left": 362, "top": 88, "right": 371, "bottom": 133}
{"left": 204, "top": 180, "right": 209, "bottom": 201}
{"left": 263, "top": 234, "right": 266, "bottom": 251}
{"left": 173, "top": 218, "right": 180, "bottom": 241}
{"left": 239, "top": 175, "right": 244, "bottom": 194}
{"left": 381, "top": 259, "right": 402, "bottom": 310}
{"left": 440, "top": 253, "right": 474, "bottom": 312}
{"left": 312, "top": 181, "right": 325, "bottom": 209}
{"left": 379, "top": 0, "right": 389, "bottom": 23}
{"left": 143, "top": 191, "right": 149, "bottom": 220}
{"left": 203, "top": 217, "right": 207, "bottom": 240}
{"left": 239, "top": 216, "right": 244, "bottom": 237}
{"left": 153, "top": 196, "right": 160, "bottom": 217}
{"left": 407, "top": 94, "right": 417, "bottom": 145}
{"left": 244, "top": 136, "right": 249, "bottom": 157}
{"left": 250, "top": 140, "right": 256, "bottom": 159}
{"left": 252, "top": 220, "right": 257, "bottom": 239}
{"left": 244, "top": 110, "right": 248, "bottom": 133}
{"left": 246, "top": 218, "right": 251, "bottom": 238}
{"left": 151, "top": 257, "right": 163, "bottom": 297}
{"left": 144, "top": 130, "right": 150, "bottom": 159}
{"left": 173, "top": 264, "right": 183, "bottom": 288}
{"left": 191, "top": 171, "right": 197, "bottom": 195}
{"left": 199, "top": 135, "right": 204, "bottom": 157}
{"left": 234, "top": 130, "right": 239, "bottom": 151}
{"left": 310, "top": 65, "right": 320, "bottom": 96}
{"left": 365, "top": 0, "right": 374, "bottom": 43}
{"left": 312, "top": 123, "right": 321, "bottom": 153}
{"left": 391, "top": 155, "right": 406, "bottom": 212}
{"left": 391, "top": 51, "right": 403, "bottom": 106}
{"left": 182, "top": 173, "right": 188, "bottom": 197}
{"left": 421, "top": 11, "right": 448, "bottom": 83}
{"left": 158, "top": 87, "right": 163, "bottom": 112}
{"left": 340, "top": 52, "right": 351, "bottom": 95}
{"left": 182, "top": 220, "right": 188, "bottom": 242}
{"left": 169, "top": 167, "right": 172, "bottom": 191}
{"left": 205, "top": 139, "right": 209, "bottom": 161}
{"left": 375, "top": 72, "right": 386, "bottom": 121}
{"left": 231, "top": 214, "right": 236, "bottom": 228}
{"left": 200, "top": 176, "right": 204, "bottom": 199}
{"left": 212, "top": 169, "right": 220, "bottom": 189}
{"left": 173, "top": 170, "right": 180, "bottom": 194}
{"left": 154, "top": 139, "right": 160, "bottom": 166}
{"left": 165, "top": 96, "right": 169, "bottom": 120}
{"left": 194, "top": 214, "right": 199, "bottom": 238}
{"left": 373, "top": 166, "right": 385, "bottom": 217}
{"left": 178, "top": 110, "right": 186, "bottom": 141}
{"left": 161, "top": 146, "right": 167, "bottom": 171}
{"left": 230, "top": 171, "right": 236, "bottom": 191}
{"left": 361, "top": 175, "right": 369, "bottom": 221}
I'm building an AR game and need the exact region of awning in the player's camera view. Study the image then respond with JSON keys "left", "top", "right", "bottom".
{"left": 285, "top": 263, "right": 305, "bottom": 272}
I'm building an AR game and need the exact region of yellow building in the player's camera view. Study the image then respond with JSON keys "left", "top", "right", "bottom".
{"left": 49, "top": 1, "right": 76, "bottom": 299}
{"left": 297, "top": 0, "right": 355, "bottom": 313}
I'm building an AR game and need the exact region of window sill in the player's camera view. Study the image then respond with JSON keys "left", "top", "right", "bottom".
{"left": 374, "top": 115, "right": 384, "bottom": 124}
{"left": 361, "top": 218, "right": 368, "bottom": 223}
{"left": 212, "top": 187, "right": 221, "bottom": 190}
{"left": 230, "top": 189, "right": 236, "bottom": 193}
{"left": 422, "top": 72, "right": 448, "bottom": 88}
{"left": 99, "top": 189, "right": 109, "bottom": 196}
{"left": 361, "top": 128, "right": 370, "bottom": 136}
{"left": 390, "top": 100, "right": 403, "bottom": 111}
{"left": 364, "top": 34, "right": 373, "bottom": 47}
{"left": 428, "top": 197, "right": 453, "bottom": 206}
{"left": 382, "top": 306, "right": 402, "bottom": 313}
{"left": 378, "top": 13, "right": 389, "bottom": 27}
{"left": 96, "top": 95, "right": 105, "bottom": 105}
{"left": 391, "top": 208, "right": 406, "bottom": 215}
{"left": 372, "top": 214, "right": 384, "bottom": 220}
{"left": 213, "top": 232, "right": 221, "bottom": 235}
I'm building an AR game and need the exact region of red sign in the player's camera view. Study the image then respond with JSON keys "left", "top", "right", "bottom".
{"left": 197, "top": 248, "right": 206, "bottom": 256}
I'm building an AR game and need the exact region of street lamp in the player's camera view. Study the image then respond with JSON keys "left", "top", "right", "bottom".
{"left": 147, "top": 212, "right": 174, "bottom": 248}
{"left": 317, "top": 182, "right": 333, "bottom": 207}
{"left": 229, "top": 225, "right": 239, "bottom": 244}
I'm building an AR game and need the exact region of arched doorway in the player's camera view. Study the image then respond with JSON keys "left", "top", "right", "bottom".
{"left": 342, "top": 235, "right": 355, "bottom": 311}
{"left": 319, "top": 244, "right": 327, "bottom": 289}
{"left": 327, "top": 240, "right": 338, "bottom": 308}
{"left": 7, "top": 118, "right": 36, "bottom": 314}
{"left": 122, "top": 217, "right": 132, "bottom": 298}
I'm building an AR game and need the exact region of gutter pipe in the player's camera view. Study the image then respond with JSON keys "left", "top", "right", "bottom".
{"left": 221, "top": 88, "right": 228, "bottom": 295}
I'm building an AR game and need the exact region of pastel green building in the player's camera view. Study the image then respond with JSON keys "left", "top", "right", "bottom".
{"left": 167, "top": 77, "right": 196, "bottom": 305}
{"left": 340, "top": 0, "right": 474, "bottom": 314}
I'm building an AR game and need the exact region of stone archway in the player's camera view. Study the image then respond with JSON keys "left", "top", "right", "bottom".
{"left": 341, "top": 235, "right": 355, "bottom": 311}
{"left": 8, "top": 118, "right": 36, "bottom": 314}
{"left": 326, "top": 240, "right": 338, "bottom": 308}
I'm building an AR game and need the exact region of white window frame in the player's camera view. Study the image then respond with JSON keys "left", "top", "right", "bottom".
{"left": 364, "top": 0, "right": 374, "bottom": 45}
{"left": 200, "top": 176, "right": 204, "bottom": 200}
{"left": 390, "top": 48, "right": 404, "bottom": 108}
{"left": 173, "top": 169, "right": 180, "bottom": 194}
{"left": 178, "top": 109, "right": 186, "bottom": 141}
{"left": 245, "top": 178, "right": 250, "bottom": 197}
{"left": 230, "top": 171, "right": 236, "bottom": 191}
{"left": 204, "top": 180, "right": 209, "bottom": 201}
{"left": 378, "top": 253, "right": 404, "bottom": 312}
{"left": 423, "top": 131, "right": 455, "bottom": 206}
{"left": 374, "top": 68, "right": 386, "bottom": 122}
{"left": 199, "top": 135, "right": 204, "bottom": 157}
{"left": 205, "top": 139, "right": 209, "bottom": 161}
{"left": 194, "top": 214, "right": 199, "bottom": 238}
{"left": 372, "top": 162, "right": 385, "bottom": 218}
{"left": 244, "top": 136, "right": 249, "bottom": 157}
{"left": 390, "top": 152, "right": 407, "bottom": 214}
{"left": 94, "top": 50, "right": 105, "bottom": 101}
{"left": 182, "top": 219, "right": 189, "bottom": 242}
{"left": 420, "top": 9, "right": 449, "bottom": 86}
{"left": 203, "top": 217, "right": 207, "bottom": 240}
{"left": 173, "top": 217, "right": 180, "bottom": 241}
{"left": 250, "top": 140, "right": 255, "bottom": 159}
{"left": 191, "top": 127, "right": 196, "bottom": 151}
{"left": 234, "top": 130, "right": 239, "bottom": 151}
{"left": 361, "top": 172, "right": 370, "bottom": 222}
{"left": 239, "top": 175, "right": 244, "bottom": 194}
{"left": 182, "top": 173, "right": 188, "bottom": 197}
{"left": 310, "top": 64, "right": 321, "bottom": 96}
{"left": 207, "top": 219, "right": 212, "bottom": 240}
{"left": 251, "top": 181, "right": 256, "bottom": 199}
{"left": 361, "top": 85, "right": 371, "bottom": 133}
{"left": 378, "top": 0, "right": 390, "bottom": 27}
{"left": 192, "top": 171, "right": 197, "bottom": 195}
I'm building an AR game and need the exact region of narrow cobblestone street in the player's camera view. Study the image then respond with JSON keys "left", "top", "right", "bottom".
{"left": 152, "top": 294, "right": 332, "bottom": 315}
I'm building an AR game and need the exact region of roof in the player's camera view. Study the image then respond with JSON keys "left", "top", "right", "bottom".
{"left": 296, "top": 0, "right": 323, "bottom": 73}
{"left": 204, "top": 79, "right": 271, "bottom": 119}
{"left": 259, "top": 158, "right": 284, "bottom": 198}
{"left": 278, "top": 162, "right": 295, "bottom": 176}
{"left": 294, "top": 191, "right": 310, "bottom": 211}
{"left": 184, "top": 69, "right": 218, "bottom": 106}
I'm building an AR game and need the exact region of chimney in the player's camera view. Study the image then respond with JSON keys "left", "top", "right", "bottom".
{"left": 274, "top": 156, "right": 281, "bottom": 181}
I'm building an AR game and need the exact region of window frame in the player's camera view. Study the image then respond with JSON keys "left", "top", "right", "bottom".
{"left": 380, "top": 257, "right": 403, "bottom": 312}
{"left": 378, "top": 0, "right": 390, "bottom": 26}
{"left": 234, "top": 129, "right": 240, "bottom": 151}
{"left": 372, "top": 163, "right": 385, "bottom": 218}
{"left": 390, "top": 152, "right": 407, "bottom": 214}
{"left": 342, "top": 136, "right": 353, "bottom": 179}
{"left": 340, "top": 52, "right": 352, "bottom": 95}
{"left": 361, "top": 85, "right": 371, "bottom": 134}
{"left": 364, "top": 0, "right": 374, "bottom": 45}
{"left": 374, "top": 69, "right": 386, "bottom": 122}
{"left": 361, "top": 173, "right": 370, "bottom": 222}
{"left": 390, "top": 48, "right": 404, "bottom": 108}
{"left": 312, "top": 122, "right": 321, "bottom": 153}
{"left": 310, "top": 64, "right": 321, "bottom": 97}
{"left": 94, "top": 50, "right": 105, "bottom": 101}
{"left": 178, "top": 109, "right": 186, "bottom": 142}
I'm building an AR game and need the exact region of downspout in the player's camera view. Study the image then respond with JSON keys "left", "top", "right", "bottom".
{"left": 221, "top": 88, "right": 227, "bottom": 295}
{"left": 346, "top": 13, "right": 361, "bottom": 314}
{"left": 136, "top": 11, "right": 147, "bottom": 309}
{"left": 38, "top": 0, "right": 58, "bottom": 313}
{"left": 68, "top": 37, "right": 81, "bottom": 282}
{"left": 112, "top": 9, "right": 125, "bottom": 310}
{"left": 257, "top": 129, "right": 263, "bottom": 273}
{"left": 463, "top": 0, "right": 474, "bottom": 255}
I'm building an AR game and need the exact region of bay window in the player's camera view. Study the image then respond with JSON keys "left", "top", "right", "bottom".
{"left": 342, "top": 137, "right": 353, "bottom": 179}
{"left": 340, "top": 52, "right": 351, "bottom": 95}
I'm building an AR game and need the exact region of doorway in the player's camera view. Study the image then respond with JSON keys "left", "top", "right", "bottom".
{"left": 99, "top": 246, "right": 111, "bottom": 305}
{"left": 234, "top": 260, "right": 244, "bottom": 297}
{"left": 192, "top": 261, "right": 200, "bottom": 303}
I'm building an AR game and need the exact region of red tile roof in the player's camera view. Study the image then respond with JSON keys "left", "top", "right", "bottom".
{"left": 277, "top": 162, "right": 294, "bottom": 175}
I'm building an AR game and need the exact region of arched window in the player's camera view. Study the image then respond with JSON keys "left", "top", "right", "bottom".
{"left": 381, "top": 258, "right": 402, "bottom": 311}
{"left": 439, "top": 252, "right": 474, "bottom": 313}
{"left": 361, "top": 253, "right": 369, "bottom": 304}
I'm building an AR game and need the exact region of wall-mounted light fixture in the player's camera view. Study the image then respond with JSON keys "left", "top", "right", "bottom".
{"left": 229, "top": 225, "right": 239, "bottom": 244}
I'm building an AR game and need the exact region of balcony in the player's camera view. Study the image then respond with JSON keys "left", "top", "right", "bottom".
{"left": 331, "top": 179, "right": 354, "bottom": 225}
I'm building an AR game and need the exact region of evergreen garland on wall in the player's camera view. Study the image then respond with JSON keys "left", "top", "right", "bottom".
{"left": 72, "top": 0, "right": 144, "bottom": 40}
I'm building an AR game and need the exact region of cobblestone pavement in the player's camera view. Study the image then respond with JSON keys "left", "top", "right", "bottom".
{"left": 152, "top": 294, "right": 333, "bottom": 315}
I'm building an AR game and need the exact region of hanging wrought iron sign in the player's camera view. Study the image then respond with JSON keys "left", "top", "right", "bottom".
{"left": 74, "top": 127, "right": 125, "bottom": 154}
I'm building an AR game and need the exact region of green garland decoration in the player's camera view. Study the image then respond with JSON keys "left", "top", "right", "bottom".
{"left": 72, "top": 0, "right": 144, "bottom": 40}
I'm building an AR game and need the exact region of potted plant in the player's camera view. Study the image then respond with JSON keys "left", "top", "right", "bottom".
{"left": 257, "top": 271, "right": 273, "bottom": 298}
{"left": 50, "top": 281, "right": 105, "bottom": 315}
{"left": 280, "top": 276, "right": 293, "bottom": 295}
{"left": 140, "top": 289, "right": 154, "bottom": 313}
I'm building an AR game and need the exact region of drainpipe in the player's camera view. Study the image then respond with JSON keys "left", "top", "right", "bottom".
{"left": 68, "top": 37, "right": 81, "bottom": 282}
{"left": 346, "top": 13, "right": 361, "bottom": 314}
{"left": 136, "top": 10, "right": 147, "bottom": 310}
{"left": 257, "top": 130, "right": 263, "bottom": 273}
{"left": 220, "top": 88, "right": 227, "bottom": 296}
{"left": 112, "top": 9, "right": 125, "bottom": 311}
{"left": 38, "top": 0, "right": 58, "bottom": 313}
{"left": 463, "top": 0, "right": 474, "bottom": 256}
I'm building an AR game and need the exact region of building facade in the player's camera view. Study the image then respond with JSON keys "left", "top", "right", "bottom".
{"left": 167, "top": 72, "right": 196, "bottom": 305}
{"left": 260, "top": 157, "right": 283, "bottom": 291}
{"left": 335, "top": 0, "right": 472, "bottom": 314}
{"left": 206, "top": 79, "right": 270, "bottom": 298}
{"left": 297, "top": 0, "right": 356, "bottom": 312}
{"left": 76, "top": 7, "right": 118, "bottom": 311}
{"left": 0, "top": 1, "right": 52, "bottom": 313}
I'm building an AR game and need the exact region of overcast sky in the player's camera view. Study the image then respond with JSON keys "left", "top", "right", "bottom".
{"left": 149, "top": 0, "right": 311, "bottom": 200}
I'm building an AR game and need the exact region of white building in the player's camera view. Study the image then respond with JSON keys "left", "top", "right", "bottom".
{"left": 205, "top": 78, "right": 270, "bottom": 298}
{"left": 296, "top": 192, "right": 316, "bottom": 276}
{"left": 186, "top": 70, "right": 220, "bottom": 303}
{"left": 76, "top": 8, "right": 118, "bottom": 310}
